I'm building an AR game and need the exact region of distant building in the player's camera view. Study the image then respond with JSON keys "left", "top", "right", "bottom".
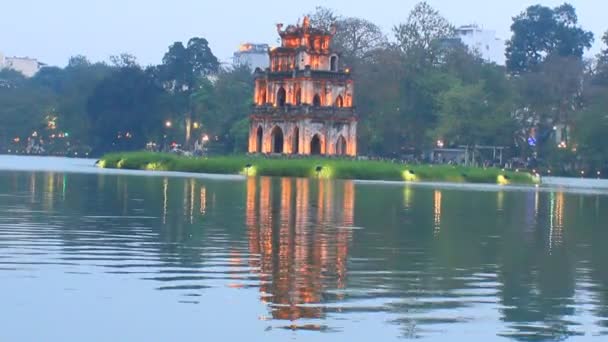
{"left": 0, "top": 53, "right": 45, "bottom": 77}
{"left": 233, "top": 43, "right": 269, "bottom": 71}
{"left": 455, "top": 25, "right": 506, "bottom": 65}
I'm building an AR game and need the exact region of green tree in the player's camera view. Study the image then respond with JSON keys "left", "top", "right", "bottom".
{"left": 594, "top": 31, "right": 608, "bottom": 85}
{"left": 506, "top": 3, "right": 593, "bottom": 74}
{"left": 435, "top": 79, "right": 516, "bottom": 149}
{"left": 574, "top": 88, "right": 608, "bottom": 171}
{"left": 190, "top": 65, "right": 253, "bottom": 153}
{"left": 159, "top": 37, "right": 220, "bottom": 146}
{"left": 87, "top": 64, "right": 167, "bottom": 154}
{"left": 393, "top": 1, "right": 454, "bottom": 65}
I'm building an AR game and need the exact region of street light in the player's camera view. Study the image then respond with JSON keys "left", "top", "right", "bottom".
{"left": 165, "top": 120, "right": 172, "bottom": 128}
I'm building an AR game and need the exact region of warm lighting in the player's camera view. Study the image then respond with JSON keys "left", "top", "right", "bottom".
{"left": 243, "top": 163, "right": 256, "bottom": 176}
{"left": 193, "top": 122, "right": 200, "bottom": 129}
{"left": 345, "top": 68, "right": 350, "bottom": 73}
{"left": 403, "top": 169, "right": 417, "bottom": 182}
{"left": 436, "top": 139, "right": 444, "bottom": 148}
{"left": 558, "top": 141, "right": 567, "bottom": 149}
{"left": 165, "top": 120, "right": 172, "bottom": 128}
{"left": 13, "top": 137, "right": 20, "bottom": 143}
{"left": 202, "top": 134, "right": 210, "bottom": 142}
{"left": 315, "top": 165, "right": 323, "bottom": 176}
{"left": 497, "top": 174, "right": 510, "bottom": 185}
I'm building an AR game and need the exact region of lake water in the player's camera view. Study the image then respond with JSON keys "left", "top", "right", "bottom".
{"left": 1, "top": 156, "right": 607, "bottom": 341}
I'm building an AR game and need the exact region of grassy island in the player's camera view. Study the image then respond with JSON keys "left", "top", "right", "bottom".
{"left": 98, "top": 152, "right": 539, "bottom": 185}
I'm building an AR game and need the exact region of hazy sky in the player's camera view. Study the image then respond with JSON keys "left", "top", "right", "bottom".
{"left": 1, "top": 0, "right": 605, "bottom": 67}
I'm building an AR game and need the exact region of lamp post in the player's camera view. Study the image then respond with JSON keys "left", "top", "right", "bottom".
{"left": 163, "top": 120, "right": 172, "bottom": 152}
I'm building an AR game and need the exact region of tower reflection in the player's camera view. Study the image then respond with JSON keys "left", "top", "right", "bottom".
{"left": 246, "top": 177, "right": 355, "bottom": 323}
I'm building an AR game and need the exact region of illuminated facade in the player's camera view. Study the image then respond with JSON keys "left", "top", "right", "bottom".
{"left": 248, "top": 17, "right": 357, "bottom": 156}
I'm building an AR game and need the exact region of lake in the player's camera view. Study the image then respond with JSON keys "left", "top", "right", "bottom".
{"left": 1, "top": 156, "right": 607, "bottom": 341}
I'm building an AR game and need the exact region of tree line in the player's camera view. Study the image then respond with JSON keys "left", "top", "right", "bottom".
{"left": 1, "top": 2, "right": 607, "bottom": 174}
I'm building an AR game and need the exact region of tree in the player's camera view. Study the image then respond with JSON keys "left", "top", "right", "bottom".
{"left": 506, "top": 3, "right": 594, "bottom": 74}
{"left": 160, "top": 38, "right": 219, "bottom": 92}
{"left": 574, "top": 88, "right": 608, "bottom": 171}
{"left": 333, "top": 17, "right": 387, "bottom": 65}
{"left": 435, "top": 78, "right": 516, "bottom": 149}
{"left": 393, "top": 1, "right": 454, "bottom": 64}
{"left": 159, "top": 37, "right": 220, "bottom": 146}
{"left": 307, "top": 7, "right": 387, "bottom": 66}
{"left": 87, "top": 63, "right": 167, "bottom": 153}
{"left": 307, "top": 6, "right": 339, "bottom": 32}
{"left": 594, "top": 31, "right": 608, "bottom": 85}
{"left": 190, "top": 65, "right": 253, "bottom": 153}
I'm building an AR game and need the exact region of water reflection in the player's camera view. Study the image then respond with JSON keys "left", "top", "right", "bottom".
{"left": 1, "top": 165, "right": 608, "bottom": 340}
{"left": 433, "top": 190, "right": 442, "bottom": 236}
{"left": 246, "top": 177, "right": 354, "bottom": 323}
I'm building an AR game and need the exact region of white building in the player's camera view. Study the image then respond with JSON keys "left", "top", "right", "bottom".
{"left": 233, "top": 43, "right": 269, "bottom": 71}
{"left": 0, "top": 52, "right": 44, "bottom": 77}
{"left": 455, "top": 25, "right": 506, "bottom": 66}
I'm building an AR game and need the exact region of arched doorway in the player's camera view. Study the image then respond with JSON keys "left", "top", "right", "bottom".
{"left": 335, "top": 95, "right": 344, "bottom": 108}
{"left": 313, "top": 94, "right": 321, "bottom": 107}
{"left": 310, "top": 134, "right": 322, "bottom": 155}
{"left": 271, "top": 126, "right": 284, "bottom": 153}
{"left": 295, "top": 87, "right": 302, "bottom": 105}
{"left": 277, "top": 87, "right": 286, "bottom": 107}
{"left": 256, "top": 126, "right": 263, "bottom": 153}
{"left": 292, "top": 127, "right": 300, "bottom": 154}
{"left": 330, "top": 56, "right": 338, "bottom": 71}
{"left": 336, "top": 135, "right": 347, "bottom": 155}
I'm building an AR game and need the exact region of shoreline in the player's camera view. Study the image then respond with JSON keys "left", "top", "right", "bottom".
{"left": 98, "top": 151, "right": 538, "bottom": 185}
{"left": 1, "top": 154, "right": 607, "bottom": 194}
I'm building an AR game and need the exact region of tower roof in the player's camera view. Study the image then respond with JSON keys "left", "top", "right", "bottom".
{"left": 276, "top": 16, "right": 336, "bottom": 39}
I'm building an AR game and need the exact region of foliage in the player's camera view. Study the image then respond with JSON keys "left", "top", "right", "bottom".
{"left": 307, "top": 7, "right": 387, "bottom": 66}
{"left": 2, "top": 2, "right": 608, "bottom": 174}
{"left": 393, "top": 1, "right": 455, "bottom": 65}
{"left": 86, "top": 64, "right": 167, "bottom": 154}
{"left": 100, "top": 152, "right": 537, "bottom": 185}
{"left": 506, "top": 3, "right": 594, "bottom": 74}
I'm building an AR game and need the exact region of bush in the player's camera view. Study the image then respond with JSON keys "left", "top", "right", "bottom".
{"left": 98, "top": 152, "right": 538, "bottom": 185}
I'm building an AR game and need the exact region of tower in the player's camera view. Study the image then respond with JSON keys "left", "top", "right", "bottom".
{"left": 248, "top": 17, "right": 357, "bottom": 156}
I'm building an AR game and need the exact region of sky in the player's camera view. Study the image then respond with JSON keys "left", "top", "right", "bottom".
{"left": 1, "top": 0, "right": 605, "bottom": 67}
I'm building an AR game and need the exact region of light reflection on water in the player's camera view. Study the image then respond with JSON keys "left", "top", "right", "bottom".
{"left": 0, "top": 161, "right": 607, "bottom": 341}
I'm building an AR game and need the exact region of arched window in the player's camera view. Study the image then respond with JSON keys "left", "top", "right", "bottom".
{"left": 310, "top": 134, "right": 322, "bottom": 155}
{"left": 330, "top": 56, "right": 338, "bottom": 71}
{"left": 313, "top": 94, "right": 321, "bottom": 107}
{"left": 295, "top": 87, "right": 302, "bottom": 105}
{"left": 336, "top": 135, "right": 347, "bottom": 155}
{"left": 256, "top": 126, "right": 263, "bottom": 153}
{"left": 277, "top": 87, "right": 286, "bottom": 107}
{"left": 335, "top": 95, "right": 344, "bottom": 108}
{"left": 293, "top": 127, "right": 300, "bottom": 154}
{"left": 259, "top": 89, "right": 267, "bottom": 105}
{"left": 271, "top": 126, "right": 284, "bottom": 153}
